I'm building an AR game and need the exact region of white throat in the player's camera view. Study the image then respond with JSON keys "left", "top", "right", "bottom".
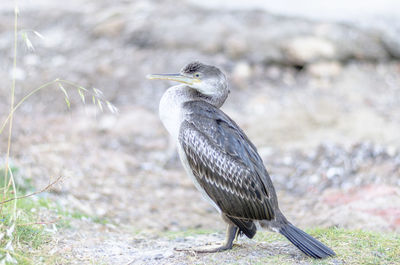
{"left": 159, "top": 83, "right": 228, "bottom": 141}
{"left": 159, "top": 85, "right": 191, "bottom": 140}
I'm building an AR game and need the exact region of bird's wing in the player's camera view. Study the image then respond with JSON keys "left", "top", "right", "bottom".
{"left": 179, "top": 101, "right": 277, "bottom": 220}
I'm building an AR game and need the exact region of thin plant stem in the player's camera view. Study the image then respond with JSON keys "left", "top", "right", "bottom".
{"left": 1, "top": 5, "right": 19, "bottom": 217}
{"left": 0, "top": 176, "right": 62, "bottom": 205}
{"left": 8, "top": 167, "right": 17, "bottom": 222}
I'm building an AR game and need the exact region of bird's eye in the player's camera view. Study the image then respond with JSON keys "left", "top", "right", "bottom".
{"left": 194, "top": 73, "right": 201, "bottom": 78}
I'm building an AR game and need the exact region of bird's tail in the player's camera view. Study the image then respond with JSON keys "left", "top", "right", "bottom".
{"left": 279, "top": 223, "right": 336, "bottom": 259}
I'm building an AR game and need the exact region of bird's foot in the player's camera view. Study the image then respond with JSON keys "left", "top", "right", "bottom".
{"left": 174, "top": 224, "right": 239, "bottom": 254}
{"left": 174, "top": 243, "right": 233, "bottom": 253}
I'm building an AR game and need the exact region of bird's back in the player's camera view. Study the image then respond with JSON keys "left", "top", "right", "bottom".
{"left": 179, "top": 100, "right": 281, "bottom": 222}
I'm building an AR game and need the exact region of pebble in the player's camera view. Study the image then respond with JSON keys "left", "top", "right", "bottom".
{"left": 232, "top": 61, "right": 252, "bottom": 85}
{"left": 284, "top": 36, "right": 336, "bottom": 64}
{"left": 307, "top": 61, "right": 342, "bottom": 77}
{"left": 9, "top": 67, "right": 26, "bottom": 80}
{"left": 163, "top": 249, "right": 174, "bottom": 258}
{"left": 264, "top": 142, "right": 400, "bottom": 195}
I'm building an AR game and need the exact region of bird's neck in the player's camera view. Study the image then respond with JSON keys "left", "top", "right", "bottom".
{"left": 162, "top": 84, "right": 227, "bottom": 109}
{"left": 159, "top": 85, "right": 227, "bottom": 140}
{"left": 196, "top": 90, "right": 227, "bottom": 108}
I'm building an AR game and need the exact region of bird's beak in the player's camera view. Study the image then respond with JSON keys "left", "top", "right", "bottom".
{"left": 146, "top": 73, "right": 200, "bottom": 85}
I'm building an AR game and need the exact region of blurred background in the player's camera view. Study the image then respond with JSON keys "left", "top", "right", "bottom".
{"left": 0, "top": 0, "right": 399, "bottom": 263}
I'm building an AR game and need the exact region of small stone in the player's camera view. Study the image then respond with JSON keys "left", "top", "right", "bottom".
{"left": 9, "top": 67, "right": 26, "bottom": 80}
{"left": 326, "top": 167, "right": 343, "bottom": 179}
{"left": 98, "top": 115, "right": 117, "bottom": 132}
{"left": 307, "top": 61, "right": 342, "bottom": 78}
{"left": 51, "top": 55, "right": 66, "bottom": 67}
{"left": 283, "top": 156, "right": 293, "bottom": 165}
{"left": 309, "top": 174, "right": 320, "bottom": 184}
{"left": 266, "top": 65, "right": 281, "bottom": 79}
{"left": 386, "top": 146, "right": 397, "bottom": 157}
{"left": 285, "top": 36, "right": 336, "bottom": 64}
{"left": 24, "top": 54, "right": 40, "bottom": 66}
{"left": 154, "top": 253, "right": 163, "bottom": 260}
{"left": 225, "top": 36, "right": 248, "bottom": 58}
{"left": 93, "top": 17, "right": 126, "bottom": 37}
{"left": 232, "top": 61, "right": 252, "bottom": 85}
{"left": 96, "top": 63, "right": 114, "bottom": 76}
{"left": 163, "top": 249, "right": 174, "bottom": 258}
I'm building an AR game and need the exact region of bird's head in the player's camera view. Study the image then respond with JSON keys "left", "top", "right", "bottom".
{"left": 147, "top": 61, "right": 229, "bottom": 98}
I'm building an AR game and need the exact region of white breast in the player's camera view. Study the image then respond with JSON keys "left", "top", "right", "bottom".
{"left": 159, "top": 85, "right": 185, "bottom": 141}
{"left": 159, "top": 85, "right": 221, "bottom": 213}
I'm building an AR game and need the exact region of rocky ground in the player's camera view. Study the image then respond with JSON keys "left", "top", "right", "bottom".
{"left": 1, "top": 0, "right": 400, "bottom": 264}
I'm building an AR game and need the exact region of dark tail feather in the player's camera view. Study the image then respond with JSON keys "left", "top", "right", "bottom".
{"left": 279, "top": 223, "right": 336, "bottom": 259}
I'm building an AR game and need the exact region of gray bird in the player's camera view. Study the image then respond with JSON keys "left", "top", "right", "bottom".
{"left": 147, "top": 62, "right": 335, "bottom": 258}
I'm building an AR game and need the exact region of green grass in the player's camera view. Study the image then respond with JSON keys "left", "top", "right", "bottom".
{"left": 0, "top": 166, "right": 35, "bottom": 195}
{"left": 254, "top": 227, "right": 400, "bottom": 265}
{"left": 0, "top": 166, "right": 110, "bottom": 264}
{"left": 55, "top": 204, "right": 109, "bottom": 226}
{"left": 158, "top": 227, "right": 400, "bottom": 265}
{"left": 0, "top": 192, "right": 51, "bottom": 264}
{"left": 313, "top": 228, "right": 400, "bottom": 265}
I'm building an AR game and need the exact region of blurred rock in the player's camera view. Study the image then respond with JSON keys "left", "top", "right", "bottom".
{"left": 9, "top": 67, "right": 26, "bottom": 80}
{"left": 91, "top": 7, "right": 126, "bottom": 37}
{"left": 120, "top": 5, "right": 395, "bottom": 64}
{"left": 232, "top": 61, "right": 252, "bottom": 86}
{"left": 356, "top": 18, "right": 400, "bottom": 59}
{"left": 262, "top": 142, "right": 400, "bottom": 199}
{"left": 225, "top": 36, "right": 248, "bottom": 58}
{"left": 24, "top": 54, "right": 40, "bottom": 66}
{"left": 93, "top": 17, "right": 125, "bottom": 37}
{"left": 314, "top": 23, "right": 389, "bottom": 61}
{"left": 284, "top": 37, "right": 336, "bottom": 64}
{"left": 307, "top": 61, "right": 342, "bottom": 78}
{"left": 320, "top": 185, "right": 400, "bottom": 231}
{"left": 98, "top": 114, "right": 117, "bottom": 132}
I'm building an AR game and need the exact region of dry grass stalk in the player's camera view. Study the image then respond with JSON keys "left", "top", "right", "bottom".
{"left": 0, "top": 176, "right": 63, "bottom": 205}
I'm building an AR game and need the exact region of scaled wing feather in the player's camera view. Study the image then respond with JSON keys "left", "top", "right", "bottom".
{"left": 179, "top": 101, "right": 277, "bottom": 221}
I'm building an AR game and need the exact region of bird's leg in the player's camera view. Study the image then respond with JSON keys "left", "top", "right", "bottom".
{"left": 175, "top": 224, "right": 239, "bottom": 253}
{"left": 234, "top": 226, "right": 240, "bottom": 242}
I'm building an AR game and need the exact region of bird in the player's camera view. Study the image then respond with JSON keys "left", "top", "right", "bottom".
{"left": 147, "top": 61, "right": 336, "bottom": 259}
